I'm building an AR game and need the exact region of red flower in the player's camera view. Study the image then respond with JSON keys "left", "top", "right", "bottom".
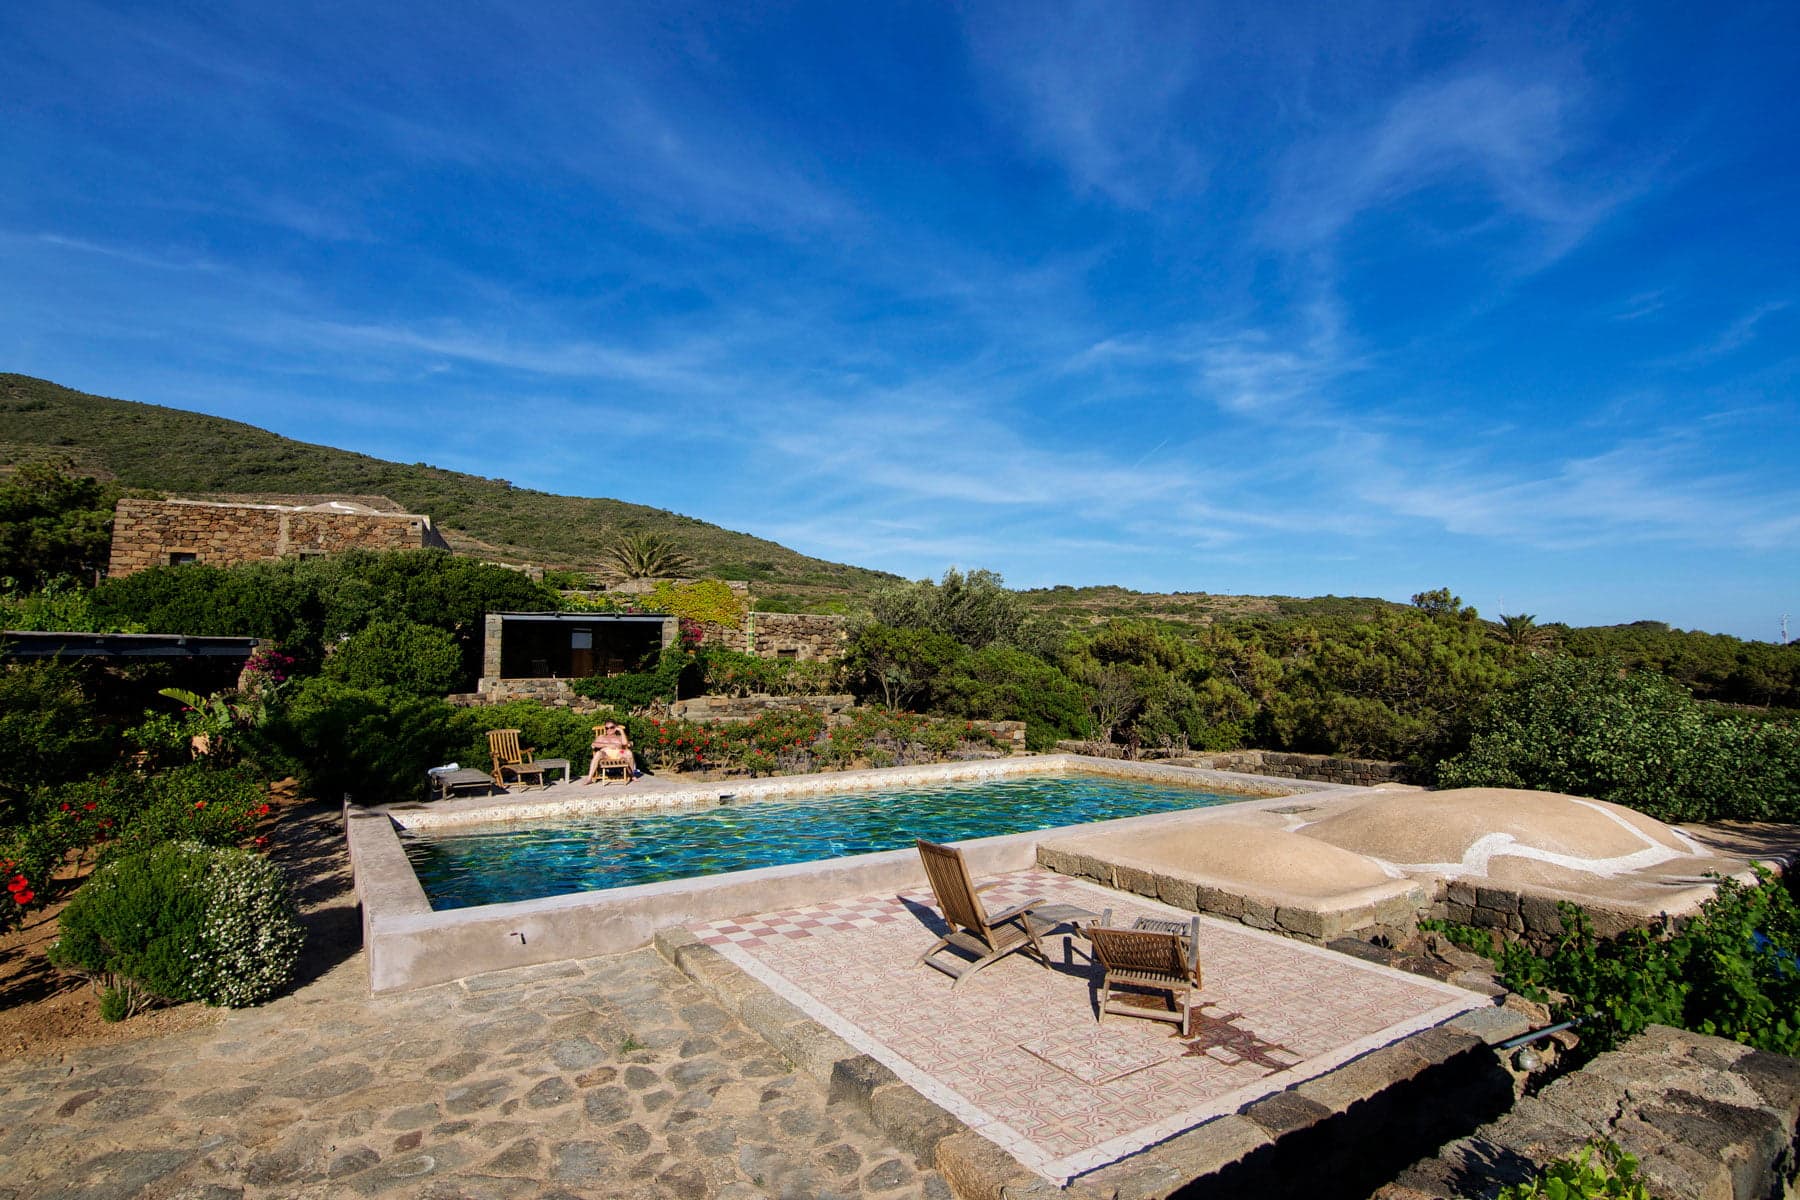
{"left": 253, "top": 836, "right": 269, "bottom": 849}
{"left": 11, "top": 889, "right": 33, "bottom": 905}
{"left": 59, "top": 802, "right": 71, "bottom": 813}
{"left": 193, "top": 800, "right": 208, "bottom": 810}
{"left": 254, "top": 803, "right": 271, "bottom": 817}
{"left": 83, "top": 802, "right": 97, "bottom": 812}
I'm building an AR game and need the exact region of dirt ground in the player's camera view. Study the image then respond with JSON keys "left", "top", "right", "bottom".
{"left": 0, "top": 781, "right": 351, "bottom": 1060}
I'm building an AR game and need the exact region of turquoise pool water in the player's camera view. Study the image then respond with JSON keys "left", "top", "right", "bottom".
{"left": 403, "top": 772, "right": 1252, "bottom": 910}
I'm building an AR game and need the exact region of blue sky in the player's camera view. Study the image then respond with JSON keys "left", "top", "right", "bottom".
{"left": 2, "top": 2, "right": 1796, "bottom": 639}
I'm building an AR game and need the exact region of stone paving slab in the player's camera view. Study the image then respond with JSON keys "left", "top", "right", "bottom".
{"left": 0, "top": 947, "right": 949, "bottom": 1200}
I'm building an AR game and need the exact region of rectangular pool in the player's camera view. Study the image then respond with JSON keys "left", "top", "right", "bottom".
{"left": 402, "top": 771, "right": 1255, "bottom": 909}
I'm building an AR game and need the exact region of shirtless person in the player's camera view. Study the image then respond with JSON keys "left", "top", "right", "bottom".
{"left": 583, "top": 721, "right": 634, "bottom": 784}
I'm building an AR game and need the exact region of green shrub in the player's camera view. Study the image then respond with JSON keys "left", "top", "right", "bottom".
{"left": 324, "top": 618, "right": 463, "bottom": 695}
{"left": 1497, "top": 871, "right": 1800, "bottom": 1056}
{"left": 0, "top": 662, "right": 116, "bottom": 819}
{"left": 51, "top": 841, "right": 302, "bottom": 1008}
{"left": 569, "top": 646, "right": 699, "bottom": 707}
{"left": 253, "top": 677, "right": 460, "bottom": 802}
{"left": 1440, "top": 656, "right": 1800, "bottom": 823}
{"left": 448, "top": 701, "right": 619, "bottom": 774}
{"left": 1498, "top": 1139, "right": 1649, "bottom": 1200}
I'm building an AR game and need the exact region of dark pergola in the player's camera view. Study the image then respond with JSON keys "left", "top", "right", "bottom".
{"left": 1, "top": 631, "right": 260, "bottom": 662}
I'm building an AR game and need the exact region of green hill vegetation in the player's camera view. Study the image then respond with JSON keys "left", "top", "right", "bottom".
{"left": 0, "top": 373, "right": 894, "bottom": 608}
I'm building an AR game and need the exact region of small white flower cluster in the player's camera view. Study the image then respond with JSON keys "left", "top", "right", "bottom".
{"left": 189, "top": 845, "right": 305, "bottom": 1008}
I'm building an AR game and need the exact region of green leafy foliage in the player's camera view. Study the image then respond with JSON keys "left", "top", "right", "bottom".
{"left": 1497, "top": 1139, "right": 1650, "bottom": 1200}
{"left": 843, "top": 624, "right": 962, "bottom": 711}
{"left": 0, "top": 459, "right": 120, "bottom": 589}
{"left": 569, "top": 646, "right": 700, "bottom": 708}
{"left": 1266, "top": 600, "right": 1515, "bottom": 764}
{"left": 251, "top": 677, "right": 461, "bottom": 802}
{"left": 1439, "top": 656, "right": 1800, "bottom": 823}
{"left": 0, "top": 662, "right": 117, "bottom": 820}
{"left": 323, "top": 619, "right": 464, "bottom": 695}
{"left": 1558, "top": 621, "right": 1800, "bottom": 709}
{"left": 0, "top": 577, "right": 132, "bottom": 632}
{"left": 1497, "top": 872, "right": 1800, "bottom": 1056}
{"left": 49, "top": 840, "right": 302, "bottom": 1008}
{"left": 932, "top": 644, "right": 1089, "bottom": 750}
{"left": 91, "top": 548, "right": 558, "bottom": 683}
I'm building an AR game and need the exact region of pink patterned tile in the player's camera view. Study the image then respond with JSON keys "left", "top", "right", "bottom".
{"left": 690, "top": 869, "right": 1483, "bottom": 1184}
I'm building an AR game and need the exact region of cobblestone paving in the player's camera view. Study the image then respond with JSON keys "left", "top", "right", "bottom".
{"left": 0, "top": 820, "right": 948, "bottom": 1200}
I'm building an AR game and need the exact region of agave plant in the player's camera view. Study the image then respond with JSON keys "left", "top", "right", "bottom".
{"left": 604, "top": 532, "right": 695, "bottom": 580}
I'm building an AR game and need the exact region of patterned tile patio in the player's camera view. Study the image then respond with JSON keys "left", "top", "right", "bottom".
{"left": 692, "top": 870, "right": 1486, "bottom": 1185}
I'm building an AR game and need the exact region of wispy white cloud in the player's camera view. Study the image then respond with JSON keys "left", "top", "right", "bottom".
{"left": 1267, "top": 70, "right": 1624, "bottom": 259}
{"left": 1652, "top": 300, "right": 1792, "bottom": 368}
{"left": 962, "top": 0, "right": 1206, "bottom": 206}
{"left": 10, "top": 231, "right": 225, "bottom": 274}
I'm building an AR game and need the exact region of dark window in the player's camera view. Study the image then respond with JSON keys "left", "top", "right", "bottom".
{"left": 776, "top": 648, "right": 799, "bottom": 659}
{"left": 168, "top": 552, "right": 198, "bottom": 566}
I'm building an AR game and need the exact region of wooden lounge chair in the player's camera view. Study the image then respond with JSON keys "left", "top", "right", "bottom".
{"left": 487, "top": 728, "right": 551, "bottom": 789}
{"left": 1087, "top": 911, "right": 1204, "bottom": 1036}
{"left": 914, "top": 839, "right": 1050, "bottom": 989}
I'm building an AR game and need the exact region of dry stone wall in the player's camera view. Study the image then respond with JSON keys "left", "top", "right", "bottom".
{"left": 671, "top": 694, "right": 856, "bottom": 722}
{"left": 1054, "top": 743, "right": 1413, "bottom": 787}
{"left": 107, "top": 498, "right": 446, "bottom": 578}
{"left": 697, "top": 611, "right": 848, "bottom": 661}
{"left": 1380, "top": 1024, "right": 1800, "bottom": 1200}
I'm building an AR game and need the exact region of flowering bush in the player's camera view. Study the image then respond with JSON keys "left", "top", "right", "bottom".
{"left": 0, "top": 765, "right": 279, "bottom": 932}
{"left": 49, "top": 840, "right": 303, "bottom": 1012}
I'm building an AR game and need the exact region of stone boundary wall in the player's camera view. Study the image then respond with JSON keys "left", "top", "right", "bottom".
{"left": 1380, "top": 1024, "right": 1800, "bottom": 1200}
{"left": 107, "top": 497, "right": 445, "bottom": 578}
{"left": 672, "top": 694, "right": 855, "bottom": 722}
{"left": 1053, "top": 743, "right": 1412, "bottom": 787}
{"left": 699, "top": 611, "right": 849, "bottom": 662}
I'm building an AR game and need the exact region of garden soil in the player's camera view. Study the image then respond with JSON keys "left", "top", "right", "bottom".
{"left": 0, "top": 778, "right": 343, "bottom": 1060}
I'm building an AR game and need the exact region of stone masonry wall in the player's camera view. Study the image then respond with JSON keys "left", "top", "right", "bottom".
{"left": 697, "top": 611, "right": 848, "bottom": 662}
{"left": 671, "top": 694, "right": 857, "bottom": 722}
{"left": 1380, "top": 1024, "right": 1800, "bottom": 1200}
{"left": 107, "top": 498, "right": 445, "bottom": 578}
{"left": 1050, "top": 744, "right": 1413, "bottom": 786}
{"left": 1197, "top": 749, "right": 1413, "bottom": 786}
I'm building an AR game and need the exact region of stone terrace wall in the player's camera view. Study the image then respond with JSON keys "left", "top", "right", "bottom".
{"left": 1380, "top": 1024, "right": 1800, "bottom": 1200}
{"left": 671, "top": 694, "right": 856, "bottom": 722}
{"left": 1197, "top": 750, "right": 1413, "bottom": 786}
{"left": 107, "top": 498, "right": 445, "bottom": 578}
{"left": 1055, "top": 743, "right": 1413, "bottom": 787}
{"left": 696, "top": 611, "right": 848, "bottom": 662}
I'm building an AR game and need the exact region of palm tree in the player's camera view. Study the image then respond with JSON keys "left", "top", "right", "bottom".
{"left": 603, "top": 532, "right": 695, "bottom": 580}
{"left": 1495, "top": 613, "right": 1554, "bottom": 653}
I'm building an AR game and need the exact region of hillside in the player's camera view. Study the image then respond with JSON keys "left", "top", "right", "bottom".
{"left": 0, "top": 373, "right": 896, "bottom": 607}
{"left": 2, "top": 372, "right": 1413, "bottom": 628}
{"left": 1018, "top": 585, "right": 1405, "bottom": 629}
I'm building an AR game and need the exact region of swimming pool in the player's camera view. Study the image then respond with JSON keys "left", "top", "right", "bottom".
{"left": 402, "top": 771, "right": 1253, "bottom": 909}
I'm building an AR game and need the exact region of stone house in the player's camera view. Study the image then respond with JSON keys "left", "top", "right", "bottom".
{"left": 106, "top": 496, "right": 449, "bottom": 578}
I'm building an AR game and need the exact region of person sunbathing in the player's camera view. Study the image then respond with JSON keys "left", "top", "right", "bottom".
{"left": 582, "top": 722, "right": 634, "bottom": 784}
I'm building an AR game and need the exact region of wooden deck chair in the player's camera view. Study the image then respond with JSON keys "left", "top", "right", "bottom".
{"left": 1087, "top": 911, "right": 1204, "bottom": 1036}
{"left": 487, "top": 728, "right": 549, "bottom": 789}
{"left": 914, "top": 839, "right": 1050, "bottom": 989}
